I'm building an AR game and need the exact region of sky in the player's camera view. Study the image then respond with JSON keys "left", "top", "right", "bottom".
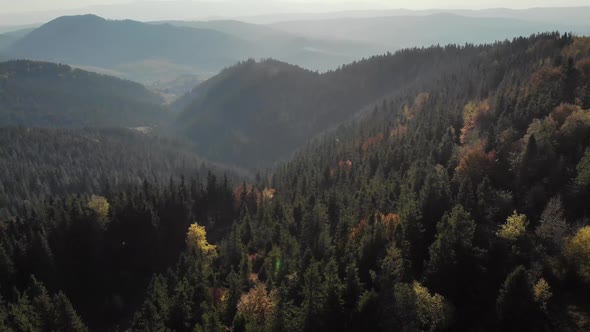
{"left": 0, "top": 0, "right": 589, "bottom": 25}
{"left": 2, "top": 0, "right": 590, "bottom": 13}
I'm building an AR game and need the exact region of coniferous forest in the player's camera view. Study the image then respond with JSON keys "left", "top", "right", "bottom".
{"left": 2, "top": 30, "right": 590, "bottom": 332}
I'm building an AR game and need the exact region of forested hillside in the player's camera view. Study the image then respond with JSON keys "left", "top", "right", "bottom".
{"left": 2, "top": 33, "right": 590, "bottom": 331}
{"left": 174, "top": 35, "right": 564, "bottom": 169}
{"left": 0, "top": 60, "right": 168, "bottom": 127}
{"left": 0, "top": 127, "right": 240, "bottom": 218}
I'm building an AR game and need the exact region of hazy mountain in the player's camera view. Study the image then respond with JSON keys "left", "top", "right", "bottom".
{"left": 5, "top": 15, "right": 251, "bottom": 81}
{"left": 229, "top": 6, "right": 590, "bottom": 24}
{"left": 159, "top": 19, "right": 378, "bottom": 73}
{"left": 0, "top": 23, "right": 39, "bottom": 34}
{"left": 152, "top": 19, "right": 286, "bottom": 41}
{"left": 0, "top": 35, "right": 14, "bottom": 52}
{"left": 3, "top": 14, "right": 371, "bottom": 83}
{"left": 0, "top": 28, "right": 34, "bottom": 52}
{"left": 440, "top": 7, "right": 590, "bottom": 27}
{"left": 270, "top": 13, "right": 590, "bottom": 49}
{"left": 0, "top": 60, "right": 168, "bottom": 127}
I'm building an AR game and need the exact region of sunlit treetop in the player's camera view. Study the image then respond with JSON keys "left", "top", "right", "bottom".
{"left": 565, "top": 226, "right": 590, "bottom": 282}
{"left": 186, "top": 223, "right": 217, "bottom": 257}
{"left": 497, "top": 211, "right": 528, "bottom": 242}
{"left": 87, "top": 195, "right": 109, "bottom": 220}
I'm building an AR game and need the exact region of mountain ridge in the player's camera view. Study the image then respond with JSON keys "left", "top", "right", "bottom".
{"left": 0, "top": 59, "right": 169, "bottom": 127}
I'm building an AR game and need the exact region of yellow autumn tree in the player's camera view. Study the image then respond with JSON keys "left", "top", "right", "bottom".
{"left": 413, "top": 282, "right": 452, "bottom": 332}
{"left": 186, "top": 223, "right": 217, "bottom": 258}
{"left": 533, "top": 278, "right": 552, "bottom": 311}
{"left": 564, "top": 226, "right": 590, "bottom": 282}
{"left": 497, "top": 211, "right": 528, "bottom": 241}
{"left": 88, "top": 195, "right": 109, "bottom": 219}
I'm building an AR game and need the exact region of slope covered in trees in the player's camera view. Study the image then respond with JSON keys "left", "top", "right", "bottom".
{"left": 174, "top": 35, "right": 566, "bottom": 169}
{"left": 0, "top": 60, "right": 168, "bottom": 127}
{"left": 3, "top": 33, "right": 590, "bottom": 331}
{"left": 0, "top": 127, "right": 241, "bottom": 218}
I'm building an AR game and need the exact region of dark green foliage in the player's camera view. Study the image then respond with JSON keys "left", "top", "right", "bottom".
{"left": 496, "top": 266, "right": 543, "bottom": 331}
{"left": 0, "top": 60, "right": 167, "bottom": 127}
{"left": 425, "top": 205, "right": 481, "bottom": 302}
{"left": 0, "top": 127, "right": 239, "bottom": 218}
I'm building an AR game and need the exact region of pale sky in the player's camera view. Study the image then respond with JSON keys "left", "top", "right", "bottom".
{"left": 0, "top": 0, "right": 589, "bottom": 25}
{"left": 2, "top": 0, "right": 590, "bottom": 13}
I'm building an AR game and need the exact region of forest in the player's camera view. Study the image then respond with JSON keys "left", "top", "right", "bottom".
{"left": 1, "top": 32, "right": 590, "bottom": 331}
{"left": 0, "top": 60, "right": 167, "bottom": 127}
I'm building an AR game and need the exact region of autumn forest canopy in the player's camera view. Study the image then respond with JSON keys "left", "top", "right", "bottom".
{"left": 1, "top": 7, "right": 590, "bottom": 332}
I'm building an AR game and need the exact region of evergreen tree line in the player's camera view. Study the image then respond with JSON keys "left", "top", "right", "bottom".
{"left": 0, "top": 127, "right": 244, "bottom": 219}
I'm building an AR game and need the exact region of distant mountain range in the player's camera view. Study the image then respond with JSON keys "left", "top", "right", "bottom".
{"left": 270, "top": 13, "right": 590, "bottom": 49}
{"left": 4, "top": 15, "right": 251, "bottom": 81}
{"left": 0, "top": 15, "right": 369, "bottom": 83}
{"left": 240, "top": 7, "right": 590, "bottom": 25}
{"left": 1, "top": 9, "right": 589, "bottom": 84}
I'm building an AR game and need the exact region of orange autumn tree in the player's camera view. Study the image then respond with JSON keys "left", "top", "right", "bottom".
{"left": 454, "top": 140, "right": 496, "bottom": 185}
{"left": 380, "top": 212, "right": 402, "bottom": 239}
{"left": 236, "top": 283, "right": 277, "bottom": 327}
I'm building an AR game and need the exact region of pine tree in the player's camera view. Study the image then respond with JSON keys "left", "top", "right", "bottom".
{"left": 50, "top": 292, "right": 88, "bottom": 332}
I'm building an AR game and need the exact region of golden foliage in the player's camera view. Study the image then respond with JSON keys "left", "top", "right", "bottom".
{"left": 533, "top": 278, "right": 552, "bottom": 311}
{"left": 497, "top": 211, "right": 528, "bottom": 241}
{"left": 559, "top": 108, "right": 590, "bottom": 139}
{"left": 236, "top": 284, "right": 277, "bottom": 326}
{"left": 262, "top": 188, "right": 276, "bottom": 201}
{"left": 460, "top": 100, "right": 492, "bottom": 145}
{"left": 186, "top": 223, "right": 217, "bottom": 257}
{"left": 87, "top": 195, "right": 109, "bottom": 219}
{"left": 413, "top": 282, "right": 452, "bottom": 332}
{"left": 565, "top": 226, "right": 590, "bottom": 283}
